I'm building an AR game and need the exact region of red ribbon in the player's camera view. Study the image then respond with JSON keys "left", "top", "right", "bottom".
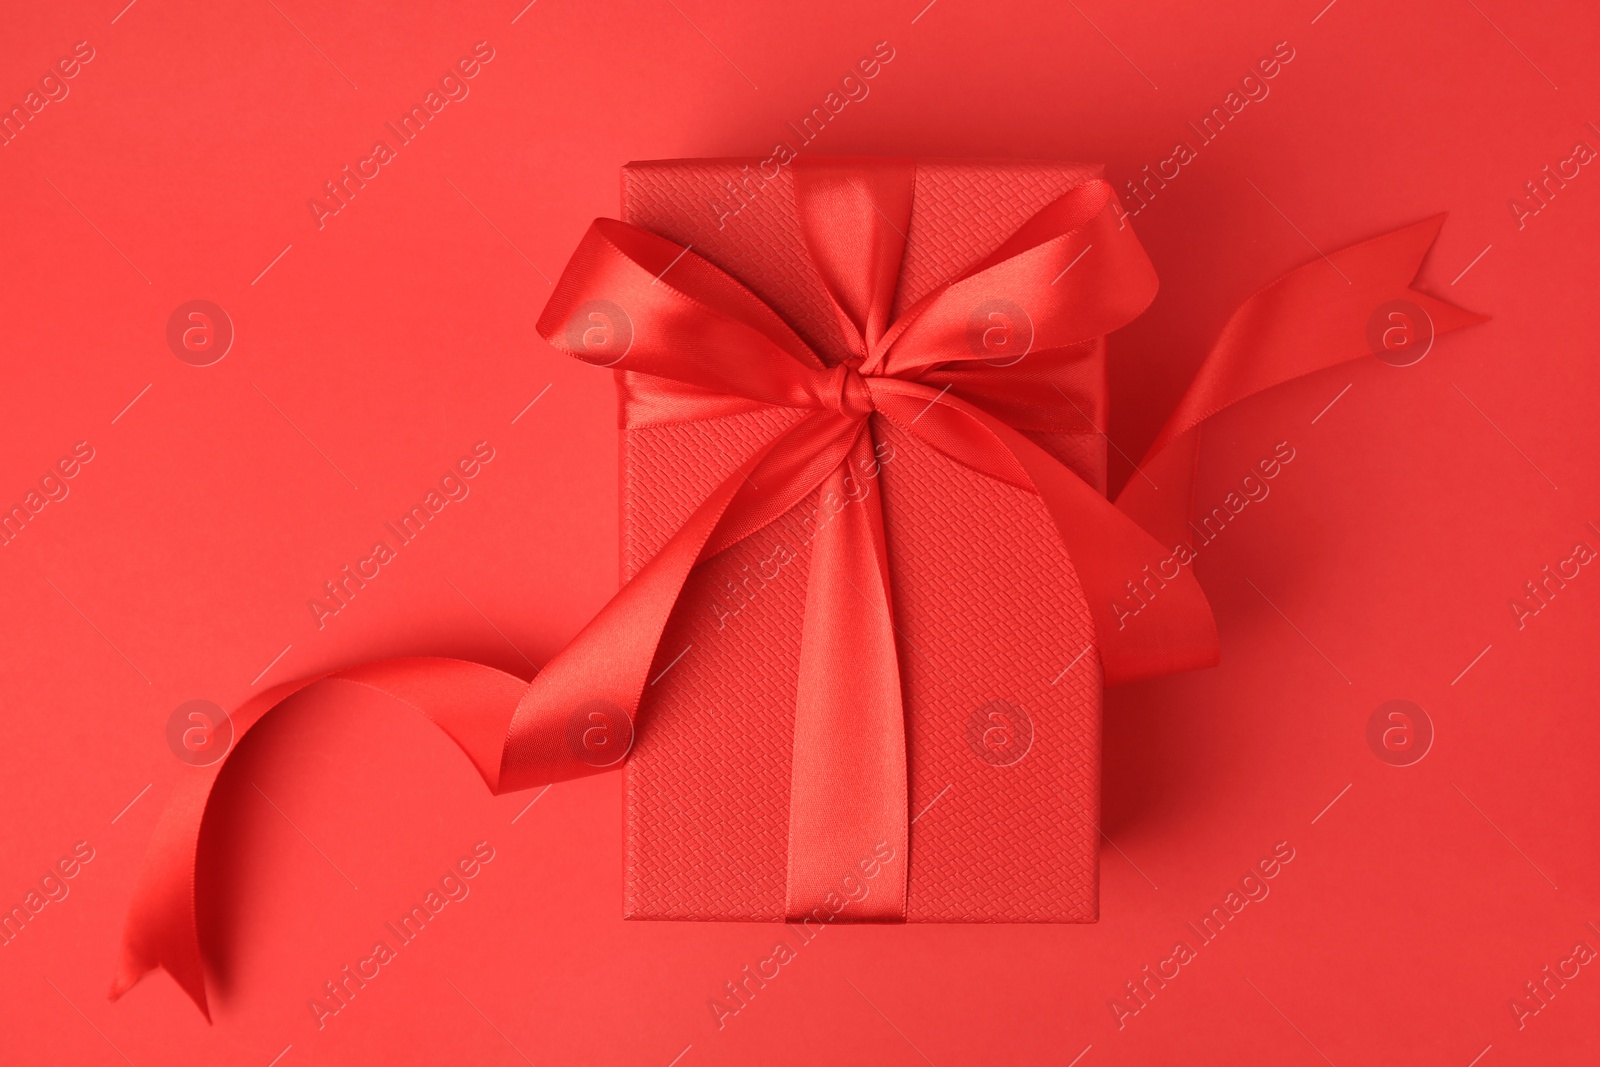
{"left": 110, "top": 160, "right": 1482, "bottom": 1019}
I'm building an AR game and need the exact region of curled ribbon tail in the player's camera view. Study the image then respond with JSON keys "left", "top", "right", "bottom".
{"left": 109, "top": 658, "right": 528, "bottom": 1019}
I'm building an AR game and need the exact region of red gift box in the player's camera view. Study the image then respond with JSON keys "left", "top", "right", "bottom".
{"left": 112, "top": 147, "right": 1482, "bottom": 1018}
{"left": 615, "top": 159, "right": 1113, "bottom": 922}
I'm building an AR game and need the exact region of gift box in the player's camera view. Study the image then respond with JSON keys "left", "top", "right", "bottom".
{"left": 614, "top": 159, "right": 1115, "bottom": 922}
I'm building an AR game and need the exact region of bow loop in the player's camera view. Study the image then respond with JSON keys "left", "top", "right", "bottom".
{"left": 878, "top": 179, "right": 1158, "bottom": 379}
{"left": 535, "top": 218, "right": 825, "bottom": 411}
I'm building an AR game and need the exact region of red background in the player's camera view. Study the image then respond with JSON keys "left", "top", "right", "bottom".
{"left": 2, "top": 0, "right": 1597, "bottom": 1064}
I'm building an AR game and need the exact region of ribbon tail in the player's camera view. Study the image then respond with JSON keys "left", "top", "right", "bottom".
{"left": 1118, "top": 214, "right": 1488, "bottom": 540}
{"left": 500, "top": 415, "right": 862, "bottom": 792}
{"left": 497, "top": 452, "right": 754, "bottom": 791}
{"left": 986, "top": 415, "right": 1219, "bottom": 684}
{"left": 784, "top": 429, "right": 909, "bottom": 920}
{"left": 108, "top": 657, "right": 528, "bottom": 1019}
{"left": 873, "top": 382, "right": 1217, "bottom": 685}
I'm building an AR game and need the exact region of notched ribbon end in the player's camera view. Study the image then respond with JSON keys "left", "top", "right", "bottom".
{"left": 108, "top": 953, "right": 212, "bottom": 1024}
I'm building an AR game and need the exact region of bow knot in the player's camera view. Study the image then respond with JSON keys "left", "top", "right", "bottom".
{"left": 815, "top": 361, "right": 876, "bottom": 420}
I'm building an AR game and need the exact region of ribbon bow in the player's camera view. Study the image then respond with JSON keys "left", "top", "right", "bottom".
{"left": 111, "top": 158, "right": 1484, "bottom": 1019}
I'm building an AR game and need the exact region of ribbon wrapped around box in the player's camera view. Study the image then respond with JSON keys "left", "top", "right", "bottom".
{"left": 110, "top": 157, "right": 1484, "bottom": 1019}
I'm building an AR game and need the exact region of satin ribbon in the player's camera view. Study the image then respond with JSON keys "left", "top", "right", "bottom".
{"left": 110, "top": 160, "right": 1483, "bottom": 1019}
